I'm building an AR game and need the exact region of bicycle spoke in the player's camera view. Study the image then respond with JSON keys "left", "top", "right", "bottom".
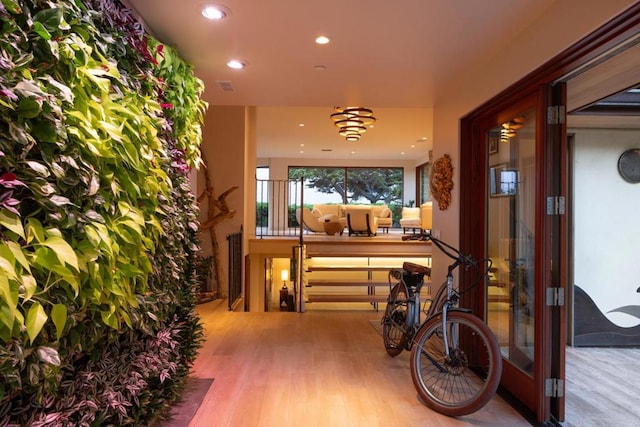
{"left": 410, "top": 311, "right": 502, "bottom": 416}
{"left": 382, "top": 283, "right": 412, "bottom": 356}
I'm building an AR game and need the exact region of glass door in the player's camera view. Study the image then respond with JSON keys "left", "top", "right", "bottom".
{"left": 479, "top": 85, "right": 567, "bottom": 422}
{"left": 485, "top": 103, "right": 539, "bottom": 414}
{"left": 486, "top": 106, "right": 537, "bottom": 377}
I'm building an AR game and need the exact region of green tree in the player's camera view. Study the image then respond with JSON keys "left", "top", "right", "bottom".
{"left": 347, "top": 168, "right": 402, "bottom": 204}
{"left": 289, "top": 167, "right": 346, "bottom": 198}
{"left": 288, "top": 167, "right": 402, "bottom": 204}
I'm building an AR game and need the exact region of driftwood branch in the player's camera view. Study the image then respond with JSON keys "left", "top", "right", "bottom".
{"left": 200, "top": 185, "right": 238, "bottom": 230}
{"left": 198, "top": 150, "right": 238, "bottom": 297}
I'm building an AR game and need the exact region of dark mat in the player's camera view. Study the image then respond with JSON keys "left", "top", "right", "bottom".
{"left": 160, "top": 377, "right": 214, "bottom": 427}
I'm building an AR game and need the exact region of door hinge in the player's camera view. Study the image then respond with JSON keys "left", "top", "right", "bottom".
{"left": 547, "top": 105, "right": 566, "bottom": 125}
{"left": 545, "top": 378, "right": 565, "bottom": 398}
{"left": 546, "top": 287, "right": 565, "bottom": 307}
{"left": 546, "top": 196, "right": 565, "bottom": 215}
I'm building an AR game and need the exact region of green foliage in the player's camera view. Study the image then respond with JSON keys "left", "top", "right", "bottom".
{"left": 288, "top": 167, "right": 403, "bottom": 204}
{"left": 256, "top": 201, "right": 269, "bottom": 227}
{"left": 0, "top": 0, "right": 206, "bottom": 424}
{"left": 289, "top": 167, "right": 346, "bottom": 199}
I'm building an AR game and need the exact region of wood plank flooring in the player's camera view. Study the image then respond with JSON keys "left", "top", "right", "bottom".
{"left": 564, "top": 345, "right": 640, "bottom": 426}
{"left": 162, "top": 300, "right": 640, "bottom": 426}
{"left": 174, "top": 300, "right": 530, "bottom": 427}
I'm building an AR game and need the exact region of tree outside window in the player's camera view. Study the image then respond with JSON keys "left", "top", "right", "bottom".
{"left": 288, "top": 166, "right": 403, "bottom": 225}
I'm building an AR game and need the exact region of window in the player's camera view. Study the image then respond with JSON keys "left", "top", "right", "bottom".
{"left": 416, "top": 162, "right": 431, "bottom": 205}
{"left": 288, "top": 166, "right": 403, "bottom": 206}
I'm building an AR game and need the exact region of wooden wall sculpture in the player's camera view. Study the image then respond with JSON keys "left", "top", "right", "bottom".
{"left": 430, "top": 154, "right": 454, "bottom": 210}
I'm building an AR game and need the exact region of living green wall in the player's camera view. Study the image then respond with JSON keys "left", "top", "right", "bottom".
{"left": 0, "top": 0, "right": 206, "bottom": 424}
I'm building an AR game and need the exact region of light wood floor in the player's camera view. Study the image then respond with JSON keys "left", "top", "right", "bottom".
{"left": 178, "top": 300, "right": 531, "bottom": 427}
{"left": 564, "top": 345, "right": 640, "bottom": 426}
{"left": 163, "top": 300, "right": 640, "bottom": 427}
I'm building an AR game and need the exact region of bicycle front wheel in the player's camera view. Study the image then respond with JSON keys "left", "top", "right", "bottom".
{"left": 382, "top": 282, "right": 412, "bottom": 356}
{"left": 409, "top": 311, "right": 502, "bottom": 416}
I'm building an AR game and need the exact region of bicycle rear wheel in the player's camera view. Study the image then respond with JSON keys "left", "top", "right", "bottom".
{"left": 382, "top": 282, "right": 412, "bottom": 356}
{"left": 409, "top": 311, "right": 502, "bottom": 416}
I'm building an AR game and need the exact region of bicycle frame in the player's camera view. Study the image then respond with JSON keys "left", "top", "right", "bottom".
{"left": 436, "top": 268, "right": 458, "bottom": 361}
{"left": 413, "top": 238, "right": 484, "bottom": 358}
{"left": 387, "top": 234, "right": 502, "bottom": 417}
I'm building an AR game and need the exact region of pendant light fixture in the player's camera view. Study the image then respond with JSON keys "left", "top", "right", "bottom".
{"left": 330, "top": 107, "right": 376, "bottom": 142}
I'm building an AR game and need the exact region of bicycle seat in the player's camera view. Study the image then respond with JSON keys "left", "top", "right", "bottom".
{"left": 403, "top": 262, "right": 431, "bottom": 276}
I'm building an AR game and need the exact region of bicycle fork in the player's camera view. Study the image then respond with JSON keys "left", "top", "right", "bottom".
{"left": 441, "top": 272, "right": 455, "bottom": 360}
{"left": 419, "top": 272, "right": 457, "bottom": 373}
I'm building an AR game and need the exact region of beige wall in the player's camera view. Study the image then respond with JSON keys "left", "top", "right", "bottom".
{"left": 199, "top": 106, "right": 250, "bottom": 297}
{"left": 429, "top": 0, "right": 636, "bottom": 282}
{"left": 197, "top": 0, "right": 637, "bottom": 309}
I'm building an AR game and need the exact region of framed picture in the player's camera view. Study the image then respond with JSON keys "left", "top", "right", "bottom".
{"left": 488, "top": 132, "right": 499, "bottom": 155}
{"left": 490, "top": 163, "right": 518, "bottom": 197}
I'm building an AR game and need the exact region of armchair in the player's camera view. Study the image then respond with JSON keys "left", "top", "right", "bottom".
{"left": 372, "top": 205, "right": 392, "bottom": 232}
{"left": 399, "top": 207, "right": 421, "bottom": 233}
{"left": 296, "top": 208, "right": 337, "bottom": 233}
{"left": 344, "top": 205, "right": 378, "bottom": 236}
{"left": 399, "top": 203, "right": 433, "bottom": 234}
{"left": 420, "top": 202, "right": 433, "bottom": 234}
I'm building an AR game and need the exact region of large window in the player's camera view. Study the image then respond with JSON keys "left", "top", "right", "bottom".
{"left": 288, "top": 166, "right": 403, "bottom": 206}
{"left": 416, "top": 161, "right": 431, "bottom": 205}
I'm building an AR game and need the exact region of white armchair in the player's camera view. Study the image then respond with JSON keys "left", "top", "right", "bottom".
{"left": 420, "top": 202, "right": 433, "bottom": 233}
{"left": 345, "top": 205, "right": 378, "bottom": 236}
{"left": 399, "top": 207, "right": 421, "bottom": 233}
{"left": 399, "top": 203, "right": 433, "bottom": 234}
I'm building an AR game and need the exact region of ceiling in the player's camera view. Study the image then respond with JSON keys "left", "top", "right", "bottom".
{"left": 124, "top": 0, "right": 561, "bottom": 160}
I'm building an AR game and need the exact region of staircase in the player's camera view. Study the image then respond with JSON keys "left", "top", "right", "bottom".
{"left": 303, "top": 253, "right": 432, "bottom": 310}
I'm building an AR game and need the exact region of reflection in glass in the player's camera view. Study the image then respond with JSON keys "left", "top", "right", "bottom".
{"left": 486, "top": 107, "right": 536, "bottom": 376}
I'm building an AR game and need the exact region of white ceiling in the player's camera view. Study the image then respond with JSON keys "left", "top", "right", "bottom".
{"left": 125, "top": 0, "right": 559, "bottom": 160}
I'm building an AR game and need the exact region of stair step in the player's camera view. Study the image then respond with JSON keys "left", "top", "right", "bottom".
{"left": 306, "top": 280, "right": 391, "bottom": 287}
{"left": 306, "top": 294, "right": 389, "bottom": 303}
{"left": 307, "top": 266, "right": 397, "bottom": 272}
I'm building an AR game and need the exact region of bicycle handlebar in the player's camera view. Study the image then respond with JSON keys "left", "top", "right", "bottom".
{"left": 401, "top": 233, "right": 487, "bottom": 271}
{"left": 402, "top": 233, "right": 493, "bottom": 296}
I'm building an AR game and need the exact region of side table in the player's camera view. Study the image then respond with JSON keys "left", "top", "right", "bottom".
{"left": 324, "top": 219, "right": 344, "bottom": 235}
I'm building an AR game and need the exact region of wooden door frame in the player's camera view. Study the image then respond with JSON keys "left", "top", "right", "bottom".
{"left": 459, "top": 4, "right": 640, "bottom": 424}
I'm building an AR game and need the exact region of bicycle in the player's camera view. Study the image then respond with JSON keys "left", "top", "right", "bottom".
{"left": 381, "top": 234, "right": 502, "bottom": 416}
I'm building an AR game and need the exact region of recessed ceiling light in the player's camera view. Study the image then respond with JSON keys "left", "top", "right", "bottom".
{"left": 315, "top": 35, "right": 330, "bottom": 45}
{"left": 201, "top": 4, "right": 230, "bottom": 20}
{"left": 227, "top": 59, "right": 246, "bottom": 69}
{"left": 401, "top": 152, "right": 406, "bottom": 155}
{"left": 300, "top": 144, "right": 305, "bottom": 147}
{"left": 411, "top": 145, "right": 416, "bottom": 148}
{"left": 298, "top": 123, "right": 305, "bottom": 127}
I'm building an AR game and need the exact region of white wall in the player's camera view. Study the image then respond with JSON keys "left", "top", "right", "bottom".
{"left": 572, "top": 128, "right": 640, "bottom": 327}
